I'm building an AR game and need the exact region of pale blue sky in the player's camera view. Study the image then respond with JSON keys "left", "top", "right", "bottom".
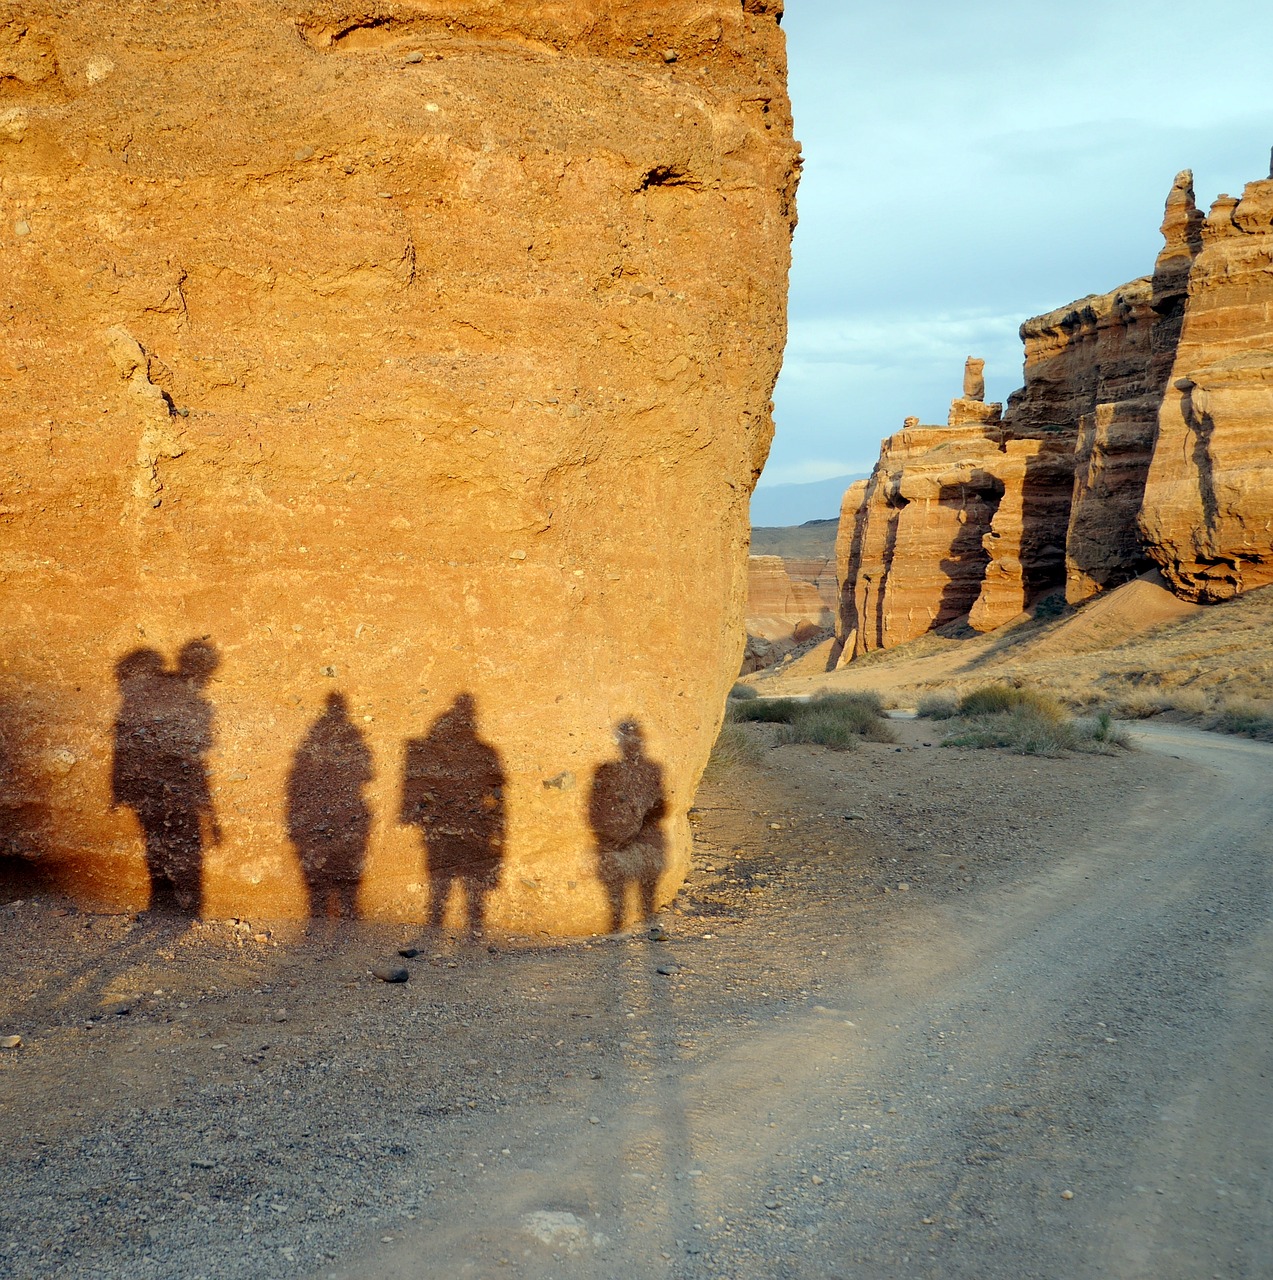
{"left": 761, "top": 0, "right": 1273, "bottom": 488}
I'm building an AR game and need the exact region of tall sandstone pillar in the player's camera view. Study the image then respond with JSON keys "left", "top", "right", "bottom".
{"left": 1138, "top": 175, "right": 1273, "bottom": 601}
{"left": 0, "top": 1, "right": 798, "bottom": 930}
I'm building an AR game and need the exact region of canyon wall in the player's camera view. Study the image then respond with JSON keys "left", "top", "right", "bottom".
{"left": 1139, "top": 175, "right": 1273, "bottom": 601}
{"left": 741, "top": 553, "right": 832, "bottom": 672}
{"left": 836, "top": 162, "right": 1273, "bottom": 661}
{"left": 0, "top": 1, "right": 798, "bottom": 931}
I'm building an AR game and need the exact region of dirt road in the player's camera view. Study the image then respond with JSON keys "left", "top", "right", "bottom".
{"left": 2, "top": 723, "right": 1269, "bottom": 1279}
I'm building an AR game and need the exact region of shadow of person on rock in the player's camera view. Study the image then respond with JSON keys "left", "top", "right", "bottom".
{"left": 111, "top": 640, "right": 221, "bottom": 913}
{"left": 589, "top": 719, "right": 668, "bottom": 933}
{"left": 287, "top": 692, "right": 373, "bottom": 919}
{"left": 401, "top": 694, "right": 506, "bottom": 931}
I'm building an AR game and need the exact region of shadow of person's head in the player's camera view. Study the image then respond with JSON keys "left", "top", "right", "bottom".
{"left": 115, "top": 647, "right": 166, "bottom": 684}
{"left": 177, "top": 639, "right": 219, "bottom": 686}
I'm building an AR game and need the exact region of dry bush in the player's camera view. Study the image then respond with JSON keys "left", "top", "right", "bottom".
{"left": 916, "top": 691, "right": 959, "bottom": 719}
{"left": 943, "top": 687, "right": 1130, "bottom": 757}
{"left": 1213, "top": 697, "right": 1273, "bottom": 742}
{"left": 728, "top": 683, "right": 760, "bottom": 701}
{"left": 728, "top": 697, "right": 805, "bottom": 724}
{"left": 734, "top": 691, "right": 896, "bottom": 750}
{"left": 944, "top": 706, "right": 1079, "bottom": 756}
{"left": 957, "top": 684, "right": 1066, "bottom": 720}
{"left": 703, "top": 723, "right": 765, "bottom": 779}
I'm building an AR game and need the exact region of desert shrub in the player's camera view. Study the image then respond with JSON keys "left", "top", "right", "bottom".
{"left": 1112, "top": 691, "right": 1168, "bottom": 720}
{"left": 944, "top": 689, "right": 1131, "bottom": 757}
{"left": 956, "top": 684, "right": 1065, "bottom": 720}
{"left": 1080, "top": 710, "right": 1133, "bottom": 750}
{"left": 945, "top": 705, "right": 1079, "bottom": 756}
{"left": 1165, "top": 689, "right": 1211, "bottom": 717}
{"left": 1214, "top": 697, "right": 1273, "bottom": 742}
{"left": 734, "top": 691, "right": 895, "bottom": 748}
{"left": 703, "top": 724, "right": 764, "bottom": 779}
{"left": 728, "top": 697, "right": 805, "bottom": 724}
{"left": 775, "top": 708, "right": 862, "bottom": 751}
{"left": 1032, "top": 592, "right": 1067, "bottom": 620}
{"left": 916, "top": 691, "right": 959, "bottom": 720}
{"left": 728, "top": 683, "right": 759, "bottom": 701}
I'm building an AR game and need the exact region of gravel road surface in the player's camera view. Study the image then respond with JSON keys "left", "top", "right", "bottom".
{"left": 2, "top": 722, "right": 1268, "bottom": 1279}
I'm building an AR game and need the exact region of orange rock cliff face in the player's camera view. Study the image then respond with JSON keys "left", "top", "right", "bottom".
{"left": 0, "top": 1, "right": 799, "bottom": 930}
{"left": 835, "top": 162, "right": 1272, "bottom": 661}
{"left": 1138, "top": 171, "right": 1273, "bottom": 601}
{"left": 745, "top": 556, "right": 832, "bottom": 641}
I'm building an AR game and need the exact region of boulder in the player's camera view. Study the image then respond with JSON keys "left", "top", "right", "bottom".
{"left": 0, "top": 1, "right": 798, "bottom": 931}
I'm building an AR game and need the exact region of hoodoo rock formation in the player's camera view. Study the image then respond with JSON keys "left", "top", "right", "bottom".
{"left": 835, "top": 160, "right": 1273, "bottom": 663}
{"left": 0, "top": 2, "right": 798, "bottom": 931}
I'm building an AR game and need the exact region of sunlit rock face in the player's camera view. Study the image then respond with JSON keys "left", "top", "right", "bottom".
{"left": 0, "top": 1, "right": 798, "bottom": 931}
{"left": 1139, "top": 175, "right": 1273, "bottom": 602}
{"left": 745, "top": 555, "right": 832, "bottom": 642}
{"left": 835, "top": 417, "right": 1008, "bottom": 660}
{"left": 833, "top": 165, "right": 1273, "bottom": 660}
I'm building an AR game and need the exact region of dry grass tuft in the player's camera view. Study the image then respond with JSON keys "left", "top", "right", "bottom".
{"left": 730, "top": 691, "right": 896, "bottom": 750}
{"left": 703, "top": 723, "right": 765, "bottom": 779}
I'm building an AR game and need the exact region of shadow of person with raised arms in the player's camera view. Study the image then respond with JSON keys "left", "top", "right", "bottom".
{"left": 111, "top": 640, "right": 221, "bottom": 913}
{"left": 287, "top": 691, "right": 373, "bottom": 919}
{"left": 401, "top": 693, "right": 506, "bottom": 931}
{"left": 589, "top": 719, "right": 668, "bottom": 933}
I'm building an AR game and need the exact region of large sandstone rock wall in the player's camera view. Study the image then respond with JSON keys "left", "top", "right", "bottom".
{"left": 1139, "top": 176, "right": 1273, "bottom": 601}
{"left": 1063, "top": 171, "right": 1203, "bottom": 604}
{"left": 835, "top": 418, "right": 1007, "bottom": 659}
{"left": 0, "top": 1, "right": 798, "bottom": 931}
{"left": 745, "top": 555, "right": 833, "bottom": 644}
{"left": 834, "top": 167, "right": 1263, "bottom": 661}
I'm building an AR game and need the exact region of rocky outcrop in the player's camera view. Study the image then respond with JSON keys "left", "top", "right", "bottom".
{"left": 742, "top": 554, "right": 832, "bottom": 670}
{"left": 0, "top": 1, "right": 798, "bottom": 931}
{"left": 746, "top": 555, "right": 831, "bottom": 641}
{"left": 1138, "top": 174, "right": 1273, "bottom": 601}
{"left": 1056, "top": 172, "right": 1204, "bottom": 603}
{"left": 834, "top": 162, "right": 1273, "bottom": 661}
{"left": 835, "top": 415, "right": 1007, "bottom": 659}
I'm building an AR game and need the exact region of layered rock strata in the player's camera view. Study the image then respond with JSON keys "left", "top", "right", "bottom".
{"left": 835, "top": 414, "right": 1007, "bottom": 659}
{"left": 0, "top": 1, "right": 798, "bottom": 931}
{"left": 835, "top": 161, "right": 1273, "bottom": 662}
{"left": 742, "top": 554, "right": 832, "bottom": 671}
{"left": 1138, "top": 174, "right": 1273, "bottom": 600}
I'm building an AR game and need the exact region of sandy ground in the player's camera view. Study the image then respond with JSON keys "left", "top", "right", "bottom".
{"left": 2, "top": 720, "right": 1271, "bottom": 1279}
{"left": 757, "top": 579, "right": 1273, "bottom": 713}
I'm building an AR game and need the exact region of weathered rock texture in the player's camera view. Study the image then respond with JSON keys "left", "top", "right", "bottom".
{"left": 745, "top": 554, "right": 835, "bottom": 635}
{"left": 1138, "top": 175, "right": 1273, "bottom": 600}
{"left": 0, "top": 1, "right": 797, "bottom": 931}
{"left": 836, "top": 161, "right": 1273, "bottom": 661}
{"left": 835, "top": 413, "right": 1007, "bottom": 659}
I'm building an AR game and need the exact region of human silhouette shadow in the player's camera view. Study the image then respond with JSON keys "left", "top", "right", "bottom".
{"left": 111, "top": 640, "right": 221, "bottom": 913}
{"left": 287, "top": 692, "right": 373, "bottom": 919}
{"left": 589, "top": 720, "right": 668, "bottom": 933}
{"left": 401, "top": 694, "right": 506, "bottom": 930}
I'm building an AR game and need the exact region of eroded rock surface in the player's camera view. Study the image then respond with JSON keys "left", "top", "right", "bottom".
{"left": 835, "top": 163, "right": 1273, "bottom": 661}
{"left": 0, "top": 1, "right": 797, "bottom": 931}
{"left": 1139, "top": 175, "right": 1273, "bottom": 601}
{"left": 835, "top": 412, "right": 1007, "bottom": 659}
{"left": 742, "top": 554, "right": 832, "bottom": 670}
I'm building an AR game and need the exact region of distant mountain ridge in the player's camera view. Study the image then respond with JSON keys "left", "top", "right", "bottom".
{"left": 749, "top": 473, "right": 866, "bottom": 527}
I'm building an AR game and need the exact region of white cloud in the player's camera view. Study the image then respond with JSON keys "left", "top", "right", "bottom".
{"left": 767, "top": 0, "right": 1273, "bottom": 485}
